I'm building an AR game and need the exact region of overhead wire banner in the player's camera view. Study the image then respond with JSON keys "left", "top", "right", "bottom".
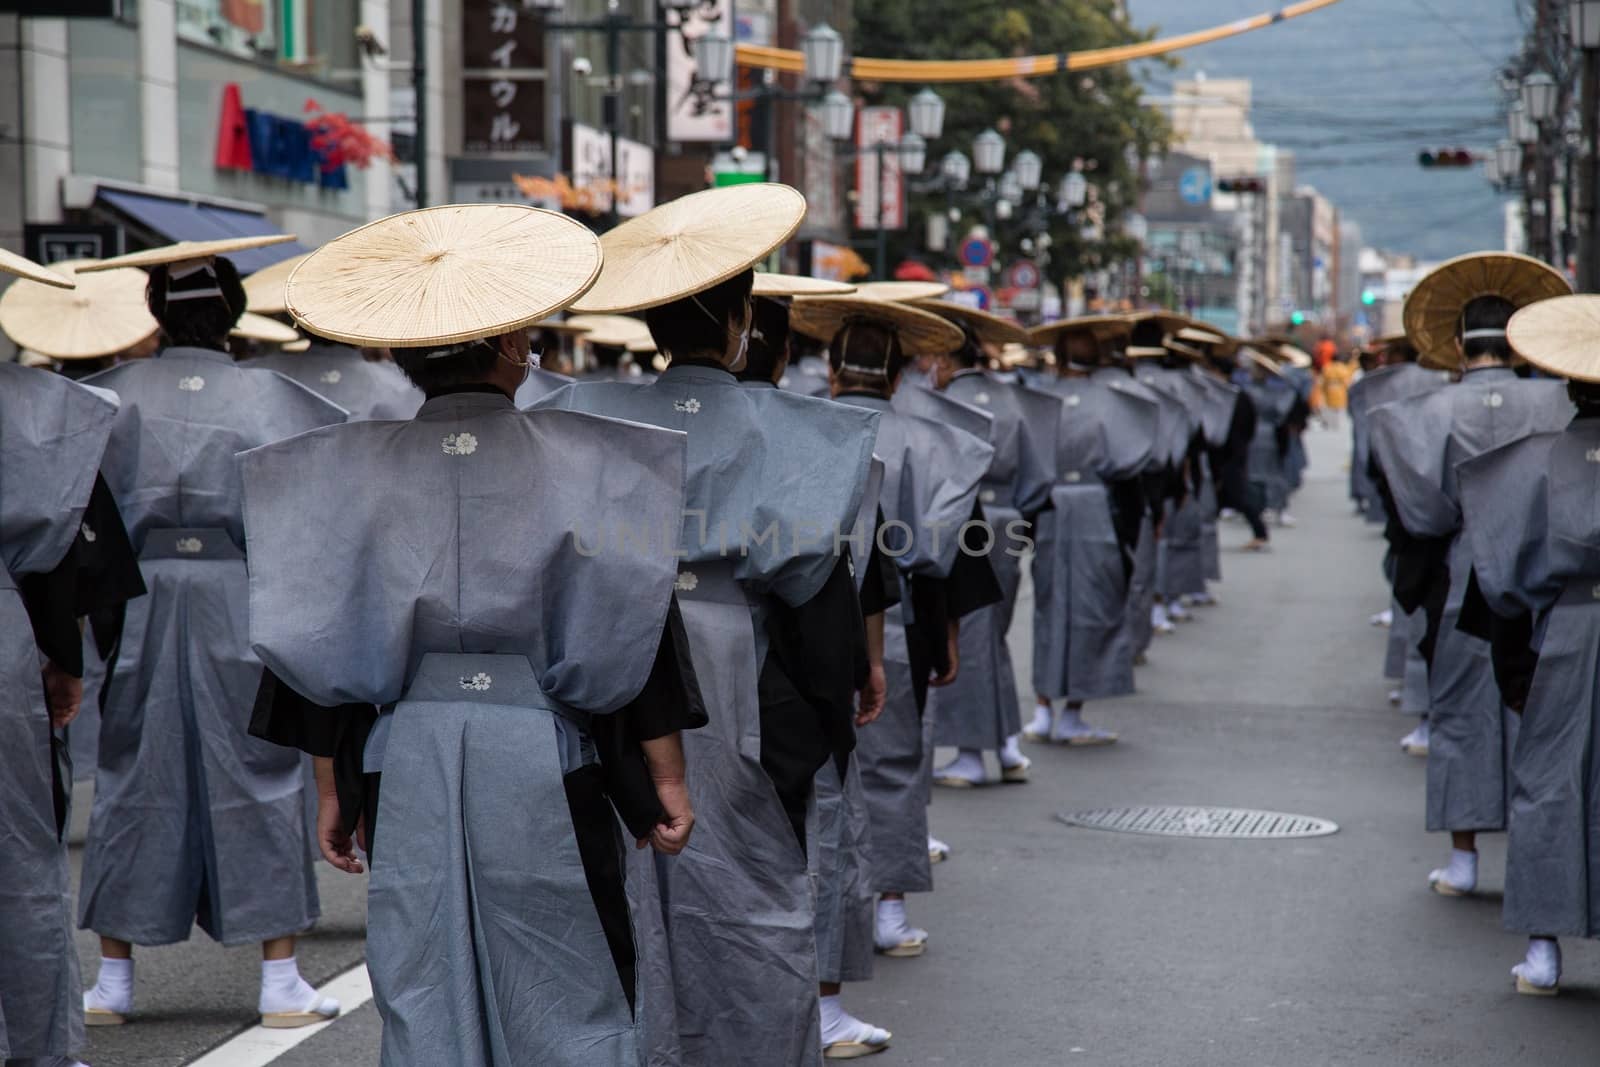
{"left": 735, "top": 0, "right": 1344, "bottom": 83}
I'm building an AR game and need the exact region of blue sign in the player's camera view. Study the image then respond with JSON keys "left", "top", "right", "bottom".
{"left": 1179, "top": 167, "right": 1212, "bottom": 205}
{"left": 958, "top": 236, "right": 995, "bottom": 268}
{"left": 245, "top": 110, "right": 349, "bottom": 190}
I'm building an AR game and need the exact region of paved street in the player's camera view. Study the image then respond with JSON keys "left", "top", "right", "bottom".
{"left": 69, "top": 427, "right": 1600, "bottom": 1066}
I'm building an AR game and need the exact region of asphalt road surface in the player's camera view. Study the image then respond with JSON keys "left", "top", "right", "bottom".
{"left": 69, "top": 426, "right": 1600, "bottom": 1066}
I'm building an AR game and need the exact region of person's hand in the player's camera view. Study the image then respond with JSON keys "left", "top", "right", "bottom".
{"left": 931, "top": 621, "right": 961, "bottom": 687}
{"left": 642, "top": 776, "right": 694, "bottom": 855}
{"left": 855, "top": 661, "right": 887, "bottom": 726}
{"left": 317, "top": 789, "right": 365, "bottom": 874}
{"left": 41, "top": 662, "right": 83, "bottom": 729}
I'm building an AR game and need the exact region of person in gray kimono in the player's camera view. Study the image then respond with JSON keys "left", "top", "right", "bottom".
{"left": 1455, "top": 292, "right": 1600, "bottom": 996}
{"left": 918, "top": 304, "right": 1059, "bottom": 788}
{"left": 1366, "top": 251, "right": 1572, "bottom": 899}
{"left": 1349, "top": 334, "right": 1446, "bottom": 755}
{"left": 72, "top": 238, "right": 348, "bottom": 1028}
{"left": 240, "top": 203, "right": 701, "bottom": 1065}
{"left": 0, "top": 251, "right": 146, "bottom": 1067}
{"left": 737, "top": 289, "right": 895, "bottom": 1059}
{"left": 1239, "top": 349, "right": 1298, "bottom": 523}
{"left": 1169, "top": 325, "right": 1248, "bottom": 599}
{"left": 536, "top": 184, "right": 883, "bottom": 1067}
{"left": 790, "top": 294, "right": 998, "bottom": 965}
{"left": 1025, "top": 317, "right": 1161, "bottom": 746}
{"left": 243, "top": 337, "right": 422, "bottom": 420}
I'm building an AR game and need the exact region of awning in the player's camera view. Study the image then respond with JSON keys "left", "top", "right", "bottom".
{"left": 96, "top": 189, "right": 309, "bottom": 274}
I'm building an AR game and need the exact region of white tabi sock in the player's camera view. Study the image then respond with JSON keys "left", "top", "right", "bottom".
{"left": 84, "top": 956, "right": 133, "bottom": 1016}
{"left": 1151, "top": 603, "right": 1174, "bottom": 632}
{"left": 1428, "top": 848, "right": 1478, "bottom": 894}
{"left": 999, "top": 735, "right": 1027, "bottom": 769}
{"left": 259, "top": 957, "right": 340, "bottom": 1018}
{"left": 1512, "top": 938, "right": 1561, "bottom": 991}
{"left": 819, "top": 994, "right": 891, "bottom": 1050}
{"left": 934, "top": 749, "right": 986, "bottom": 784}
{"left": 875, "top": 898, "right": 927, "bottom": 944}
{"left": 1167, "top": 600, "right": 1192, "bottom": 621}
{"left": 1024, "top": 702, "right": 1053, "bottom": 738}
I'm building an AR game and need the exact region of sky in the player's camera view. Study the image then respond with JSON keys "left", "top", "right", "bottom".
{"left": 1129, "top": 0, "right": 1526, "bottom": 262}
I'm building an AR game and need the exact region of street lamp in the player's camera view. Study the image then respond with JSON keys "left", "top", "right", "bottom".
{"left": 694, "top": 32, "right": 735, "bottom": 85}
{"left": 899, "top": 133, "right": 927, "bottom": 176}
{"left": 1509, "top": 103, "right": 1536, "bottom": 146}
{"left": 1059, "top": 170, "right": 1088, "bottom": 209}
{"left": 818, "top": 90, "right": 854, "bottom": 142}
{"left": 998, "top": 170, "right": 1023, "bottom": 203}
{"left": 1573, "top": 0, "right": 1600, "bottom": 48}
{"left": 801, "top": 23, "right": 845, "bottom": 85}
{"left": 941, "top": 150, "right": 971, "bottom": 188}
{"left": 973, "top": 128, "right": 1006, "bottom": 175}
{"left": 1522, "top": 72, "right": 1558, "bottom": 123}
{"left": 1014, "top": 149, "right": 1043, "bottom": 193}
{"left": 1495, "top": 139, "right": 1522, "bottom": 182}
{"left": 907, "top": 89, "right": 946, "bottom": 140}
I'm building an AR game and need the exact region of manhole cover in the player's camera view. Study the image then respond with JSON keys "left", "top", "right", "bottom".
{"left": 1056, "top": 806, "right": 1338, "bottom": 839}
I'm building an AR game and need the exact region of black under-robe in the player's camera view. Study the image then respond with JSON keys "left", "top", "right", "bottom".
{"left": 16, "top": 473, "right": 145, "bottom": 837}
{"left": 250, "top": 598, "right": 707, "bottom": 1013}
{"left": 902, "top": 500, "right": 1004, "bottom": 716}
{"left": 1456, "top": 567, "right": 1539, "bottom": 714}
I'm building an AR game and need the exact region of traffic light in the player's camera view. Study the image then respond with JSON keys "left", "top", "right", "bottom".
{"left": 1361, "top": 289, "right": 1377, "bottom": 306}
{"left": 1217, "top": 177, "right": 1266, "bottom": 194}
{"left": 1290, "top": 311, "right": 1306, "bottom": 326}
{"left": 1418, "top": 148, "right": 1475, "bottom": 168}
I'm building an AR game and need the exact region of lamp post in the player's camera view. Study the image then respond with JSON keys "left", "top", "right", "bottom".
{"left": 825, "top": 90, "right": 944, "bottom": 278}
{"left": 1573, "top": 0, "right": 1600, "bottom": 287}
{"left": 1522, "top": 71, "right": 1559, "bottom": 264}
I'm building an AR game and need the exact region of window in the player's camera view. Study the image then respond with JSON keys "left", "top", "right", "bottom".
{"left": 176, "top": 0, "right": 360, "bottom": 88}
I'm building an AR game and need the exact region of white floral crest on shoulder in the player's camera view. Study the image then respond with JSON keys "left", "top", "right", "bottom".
{"left": 1585, "top": 447, "right": 1600, "bottom": 463}
{"left": 460, "top": 672, "right": 493, "bottom": 691}
{"left": 175, "top": 536, "right": 203, "bottom": 554}
{"left": 974, "top": 391, "right": 991, "bottom": 405}
{"left": 675, "top": 570, "right": 699, "bottom": 592}
{"left": 1483, "top": 392, "right": 1504, "bottom": 408}
{"left": 178, "top": 376, "right": 205, "bottom": 392}
{"left": 673, "top": 398, "right": 702, "bottom": 415}
{"left": 1066, "top": 394, "right": 1082, "bottom": 407}
{"left": 320, "top": 370, "right": 343, "bottom": 385}
{"left": 442, "top": 432, "right": 478, "bottom": 456}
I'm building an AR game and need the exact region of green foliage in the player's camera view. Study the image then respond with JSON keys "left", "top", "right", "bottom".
{"left": 851, "top": 0, "right": 1171, "bottom": 283}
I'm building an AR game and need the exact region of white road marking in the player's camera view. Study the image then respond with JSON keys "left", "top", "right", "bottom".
{"left": 185, "top": 964, "right": 372, "bottom": 1067}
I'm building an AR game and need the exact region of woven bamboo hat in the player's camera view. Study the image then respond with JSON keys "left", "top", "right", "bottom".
{"left": 853, "top": 280, "right": 949, "bottom": 302}
{"left": 1030, "top": 314, "right": 1131, "bottom": 347}
{"left": 79, "top": 234, "right": 297, "bottom": 273}
{"left": 626, "top": 335, "right": 658, "bottom": 354}
{"left": 282, "top": 337, "right": 311, "bottom": 352}
{"left": 0, "top": 259, "right": 158, "bottom": 359}
{"left": 1506, "top": 293, "right": 1600, "bottom": 383}
{"left": 1253, "top": 336, "right": 1313, "bottom": 368}
{"left": 230, "top": 311, "right": 301, "bottom": 344}
{"left": 285, "top": 204, "right": 601, "bottom": 347}
{"left": 912, "top": 298, "right": 1027, "bottom": 346}
{"left": 1402, "top": 251, "right": 1571, "bottom": 371}
{"left": 243, "top": 251, "right": 311, "bottom": 313}
{"left": 790, "top": 296, "right": 963, "bottom": 356}
{"left": 565, "top": 314, "right": 651, "bottom": 347}
{"left": 0, "top": 247, "right": 75, "bottom": 288}
{"left": 570, "top": 184, "right": 806, "bottom": 314}
{"left": 530, "top": 317, "right": 593, "bottom": 335}
{"left": 752, "top": 272, "right": 856, "bottom": 297}
{"left": 1243, "top": 346, "right": 1288, "bottom": 378}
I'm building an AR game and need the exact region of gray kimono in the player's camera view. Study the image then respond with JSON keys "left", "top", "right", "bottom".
{"left": 1096, "top": 367, "right": 1177, "bottom": 653}
{"left": 0, "top": 366, "right": 117, "bottom": 1062}
{"left": 928, "top": 370, "right": 1059, "bottom": 750}
{"left": 1243, "top": 380, "right": 1296, "bottom": 511}
{"left": 244, "top": 344, "right": 423, "bottom": 420}
{"left": 1131, "top": 362, "right": 1209, "bottom": 601}
{"left": 539, "top": 363, "right": 879, "bottom": 1067}
{"left": 1459, "top": 421, "right": 1600, "bottom": 938}
{"left": 1369, "top": 367, "right": 1573, "bottom": 833}
{"left": 1187, "top": 368, "right": 1241, "bottom": 583}
{"left": 832, "top": 392, "right": 993, "bottom": 897}
{"left": 1031, "top": 376, "right": 1159, "bottom": 702}
{"left": 241, "top": 393, "right": 687, "bottom": 1065}
{"left": 514, "top": 365, "right": 577, "bottom": 408}
{"left": 1349, "top": 363, "right": 1447, "bottom": 523}
{"left": 779, "top": 354, "right": 832, "bottom": 397}
{"left": 77, "top": 347, "right": 346, "bottom": 947}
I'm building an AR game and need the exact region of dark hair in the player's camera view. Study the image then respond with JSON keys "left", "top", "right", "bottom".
{"left": 58, "top": 356, "right": 115, "bottom": 380}
{"left": 1053, "top": 330, "right": 1111, "bottom": 370}
{"left": 1458, "top": 295, "right": 1516, "bottom": 361}
{"left": 951, "top": 319, "right": 985, "bottom": 369}
{"left": 1569, "top": 378, "right": 1600, "bottom": 415}
{"left": 1128, "top": 318, "right": 1166, "bottom": 350}
{"left": 1383, "top": 338, "right": 1419, "bottom": 364}
{"left": 737, "top": 296, "right": 791, "bottom": 384}
{"left": 391, "top": 336, "right": 502, "bottom": 392}
{"left": 644, "top": 268, "right": 754, "bottom": 360}
{"left": 147, "top": 257, "right": 247, "bottom": 350}
{"left": 827, "top": 318, "right": 904, "bottom": 394}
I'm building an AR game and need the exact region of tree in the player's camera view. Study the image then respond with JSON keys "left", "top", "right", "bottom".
{"left": 850, "top": 0, "right": 1170, "bottom": 288}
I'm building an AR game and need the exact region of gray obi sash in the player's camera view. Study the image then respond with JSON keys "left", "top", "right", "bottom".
{"left": 139, "top": 527, "right": 244, "bottom": 560}
{"left": 365, "top": 653, "right": 595, "bottom": 776}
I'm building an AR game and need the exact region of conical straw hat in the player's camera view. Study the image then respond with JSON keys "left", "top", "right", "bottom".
{"left": 789, "top": 295, "right": 963, "bottom": 356}
{"left": 0, "top": 259, "right": 158, "bottom": 359}
{"left": 752, "top": 272, "right": 856, "bottom": 297}
{"left": 1243, "top": 347, "right": 1288, "bottom": 378}
{"left": 1029, "top": 315, "right": 1130, "bottom": 347}
{"left": 1253, "top": 336, "right": 1313, "bottom": 368}
{"left": 243, "top": 252, "right": 311, "bottom": 313}
{"left": 1506, "top": 293, "right": 1600, "bottom": 383}
{"left": 282, "top": 337, "right": 311, "bottom": 352}
{"left": 853, "top": 280, "right": 948, "bottom": 302}
{"left": 530, "top": 317, "right": 593, "bottom": 335}
{"left": 230, "top": 311, "right": 301, "bottom": 344}
{"left": 912, "top": 298, "right": 1027, "bottom": 346}
{"left": 565, "top": 314, "right": 651, "bottom": 347}
{"left": 626, "top": 335, "right": 658, "bottom": 354}
{"left": 286, "top": 204, "right": 602, "bottom": 347}
{"left": 1402, "top": 251, "right": 1571, "bottom": 371}
{"left": 78, "top": 233, "right": 297, "bottom": 272}
{"left": 0, "top": 247, "right": 74, "bottom": 288}
{"left": 571, "top": 184, "right": 806, "bottom": 314}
